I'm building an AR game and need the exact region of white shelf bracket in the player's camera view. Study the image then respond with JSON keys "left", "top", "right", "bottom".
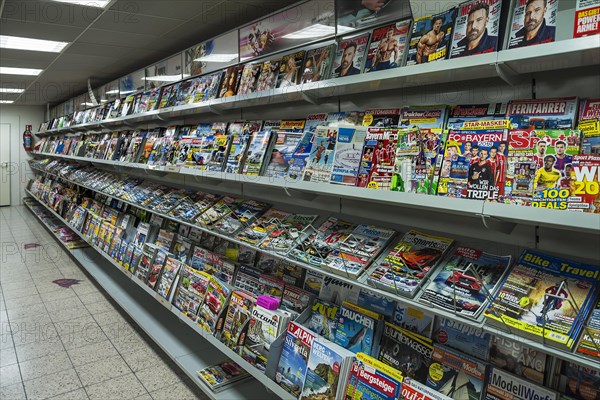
{"left": 282, "top": 186, "right": 318, "bottom": 202}
{"left": 480, "top": 214, "right": 517, "bottom": 234}
{"left": 207, "top": 105, "right": 225, "bottom": 116}
{"left": 495, "top": 62, "right": 521, "bottom": 86}
{"left": 301, "top": 91, "right": 320, "bottom": 105}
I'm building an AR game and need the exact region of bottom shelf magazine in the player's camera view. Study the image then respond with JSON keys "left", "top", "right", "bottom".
{"left": 197, "top": 359, "right": 251, "bottom": 393}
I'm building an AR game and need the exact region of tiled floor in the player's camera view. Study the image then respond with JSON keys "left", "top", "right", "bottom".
{"left": 0, "top": 206, "right": 209, "bottom": 400}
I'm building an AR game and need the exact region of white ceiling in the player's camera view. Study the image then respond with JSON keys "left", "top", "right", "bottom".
{"left": 0, "top": 0, "right": 455, "bottom": 107}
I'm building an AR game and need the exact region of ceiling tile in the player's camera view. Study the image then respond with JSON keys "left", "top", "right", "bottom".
{"left": 109, "top": 0, "right": 219, "bottom": 21}
{"left": 0, "top": 51, "right": 55, "bottom": 68}
{"left": 91, "top": 11, "right": 182, "bottom": 35}
{"left": 77, "top": 28, "right": 157, "bottom": 48}
{"left": 0, "top": 18, "right": 85, "bottom": 42}
{"left": 1, "top": 0, "right": 102, "bottom": 28}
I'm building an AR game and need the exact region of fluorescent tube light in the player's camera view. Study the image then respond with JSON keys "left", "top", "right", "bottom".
{"left": 0, "top": 35, "right": 69, "bottom": 53}
{"left": 0, "top": 67, "right": 43, "bottom": 76}
{"left": 80, "top": 102, "right": 94, "bottom": 106}
{"left": 0, "top": 100, "right": 14, "bottom": 104}
{"left": 142, "top": 75, "right": 182, "bottom": 82}
{"left": 194, "top": 53, "right": 238, "bottom": 63}
{"left": 105, "top": 89, "right": 119, "bottom": 94}
{"left": 0, "top": 88, "right": 25, "bottom": 93}
{"left": 282, "top": 24, "right": 354, "bottom": 39}
{"left": 48, "top": 0, "right": 110, "bottom": 7}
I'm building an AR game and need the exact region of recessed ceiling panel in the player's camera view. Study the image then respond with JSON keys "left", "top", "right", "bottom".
{"left": 91, "top": 11, "right": 184, "bottom": 35}
{"left": 1, "top": 0, "right": 103, "bottom": 28}
{"left": 0, "top": 18, "right": 84, "bottom": 42}
{"left": 109, "top": 0, "right": 222, "bottom": 21}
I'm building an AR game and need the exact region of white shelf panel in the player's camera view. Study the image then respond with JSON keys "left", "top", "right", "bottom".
{"left": 25, "top": 175, "right": 600, "bottom": 370}
{"left": 23, "top": 196, "right": 292, "bottom": 400}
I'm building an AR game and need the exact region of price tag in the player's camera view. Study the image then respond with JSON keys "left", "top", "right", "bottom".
{"left": 163, "top": 166, "right": 180, "bottom": 173}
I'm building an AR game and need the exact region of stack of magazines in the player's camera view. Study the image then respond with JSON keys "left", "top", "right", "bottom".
{"left": 197, "top": 359, "right": 251, "bottom": 393}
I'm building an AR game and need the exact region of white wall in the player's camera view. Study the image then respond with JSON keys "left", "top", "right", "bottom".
{"left": 0, "top": 105, "right": 46, "bottom": 206}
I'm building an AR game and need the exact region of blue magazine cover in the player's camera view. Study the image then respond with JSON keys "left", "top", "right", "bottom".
{"left": 276, "top": 321, "right": 316, "bottom": 397}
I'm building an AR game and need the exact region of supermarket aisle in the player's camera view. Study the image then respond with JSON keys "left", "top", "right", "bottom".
{"left": 0, "top": 206, "right": 208, "bottom": 400}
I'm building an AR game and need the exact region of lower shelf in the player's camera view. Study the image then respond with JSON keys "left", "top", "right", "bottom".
{"left": 24, "top": 198, "right": 294, "bottom": 400}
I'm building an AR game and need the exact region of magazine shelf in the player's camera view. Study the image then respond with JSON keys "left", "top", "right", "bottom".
{"left": 37, "top": 36, "right": 600, "bottom": 136}
{"left": 24, "top": 193, "right": 296, "bottom": 400}
{"left": 26, "top": 166, "right": 600, "bottom": 370}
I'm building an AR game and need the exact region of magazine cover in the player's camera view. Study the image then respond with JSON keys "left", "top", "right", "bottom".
{"left": 367, "top": 230, "right": 454, "bottom": 298}
{"left": 509, "top": 0, "right": 558, "bottom": 49}
{"left": 223, "top": 122, "right": 251, "bottom": 174}
{"left": 307, "top": 300, "right": 339, "bottom": 341}
{"left": 196, "top": 196, "right": 241, "bottom": 228}
{"left": 197, "top": 277, "right": 232, "bottom": 334}
{"left": 330, "top": 33, "right": 371, "bottom": 78}
{"left": 330, "top": 126, "right": 367, "bottom": 186}
{"left": 258, "top": 213, "right": 318, "bottom": 254}
{"left": 255, "top": 59, "right": 281, "bottom": 92}
{"left": 242, "top": 130, "right": 274, "bottom": 176}
{"left": 450, "top": 0, "right": 501, "bottom": 58}
{"left": 301, "top": 44, "right": 336, "bottom": 83}
{"left": 235, "top": 208, "right": 289, "bottom": 246}
{"left": 427, "top": 344, "right": 488, "bottom": 400}
{"left": 485, "top": 367, "right": 558, "bottom": 400}
{"left": 221, "top": 290, "right": 255, "bottom": 349}
{"left": 403, "top": 377, "right": 453, "bottom": 400}
{"left": 378, "top": 323, "right": 433, "bottom": 383}
{"left": 356, "top": 127, "right": 400, "bottom": 190}
{"left": 189, "top": 246, "right": 236, "bottom": 285}
{"left": 364, "top": 19, "right": 412, "bottom": 72}
{"left": 334, "top": 301, "right": 383, "bottom": 356}
{"left": 302, "top": 126, "right": 339, "bottom": 183}
{"left": 196, "top": 123, "right": 229, "bottom": 172}
{"left": 575, "top": 0, "right": 600, "bottom": 37}
{"left": 579, "top": 98, "right": 599, "bottom": 154}
{"left": 437, "top": 129, "right": 509, "bottom": 201}
{"left": 219, "top": 65, "right": 243, "bottom": 98}
{"left": 567, "top": 154, "right": 600, "bottom": 212}
{"left": 577, "top": 299, "right": 600, "bottom": 359}
{"left": 173, "top": 266, "right": 211, "bottom": 320}
{"left": 344, "top": 352, "right": 404, "bottom": 400}
{"left": 246, "top": 306, "right": 291, "bottom": 351}
{"left": 287, "top": 113, "right": 328, "bottom": 180}
{"left": 433, "top": 318, "right": 492, "bottom": 361}
{"left": 300, "top": 338, "right": 354, "bottom": 400}
{"left": 485, "top": 249, "right": 599, "bottom": 350}
{"left": 393, "top": 305, "right": 434, "bottom": 338}
{"left": 507, "top": 97, "right": 579, "bottom": 130}
{"left": 420, "top": 246, "right": 512, "bottom": 319}
{"left": 276, "top": 51, "right": 305, "bottom": 88}
{"left": 559, "top": 362, "right": 600, "bottom": 400}
{"left": 447, "top": 103, "right": 508, "bottom": 130}
{"left": 237, "top": 62, "right": 262, "bottom": 95}
{"left": 281, "top": 285, "right": 314, "bottom": 318}
{"left": 489, "top": 336, "right": 547, "bottom": 385}
{"left": 363, "top": 108, "right": 401, "bottom": 127}
{"left": 406, "top": 9, "right": 456, "bottom": 65}
{"left": 390, "top": 126, "right": 425, "bottom": 193}
{"left": 263, "top": 131, "right": 303, "bottom": 179}
{"left": 197, "top": 360, "right": 251, "bottom": 392}
{"left": 276, "top": 321, "right": 316, "bottom": 397}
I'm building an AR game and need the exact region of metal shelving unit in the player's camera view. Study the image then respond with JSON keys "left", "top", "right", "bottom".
{"left": 26, "top": 167, "right": 600, "bottom": 371}
{"left": 24, "top": 193, "right": 296, "bottom": 400}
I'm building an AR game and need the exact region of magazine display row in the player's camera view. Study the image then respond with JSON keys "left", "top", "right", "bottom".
{"left": 34, "top": 97, "right": 600, "bottom": 212}
{"left": 40, "top": 0, "right": 600, "bottom": 133}
{"left": 25, "top": 169, "right": 600, "bottom": 400}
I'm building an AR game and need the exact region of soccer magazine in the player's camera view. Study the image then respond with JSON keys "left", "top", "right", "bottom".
{"left": 378, "top": 322, "right": 433, "bottom": 383}
{"left": 567, "top": 154, "right": 600, "bottom": 212}
{"left": 366, "top": 230, "right": 454, "bottom": 298}
{"left": 287, "top": 113, "right": 328, "bottom": 181}
{"left": 420, "top": 246, "right": 512, "bottom": 320}
{"left": 506, "top": 97, "right": 579, "bottom": 130}
{"left": 437, "top": 129, "right": 509, "bottom": 201}
{"left": 406, "top": 9, "right": 456, "bottom": 65}
{"left": 334, "top": 301, "right": 384, "bottom": 356}
{"left": 489, "top": 336, "right": 548, "bottom": 385}
{"left": 427, "top": 344, "right": 488, "bottom": 400}
{"left": 364, "top": 19, "right": 411, "bottom": 72}
{"left": 344, "top": 352, "right": 404, "bottom": 400}
{"left": 302, "top": 126, "right": 339, "bottom": 183}
{"left": 574, "top": 0, "right": 600, "bottom": 37}
{"left": 509, "top": 0, "right": 558, "bottom": 49}
{"left": 276, "top": 321, "right": 316, "bottom": 397}
{"left": 301, "top": 44, "right": 336, "bottom": 83}
{"left": 263, "top": 131, "right": 303, "bottom": 179}
{"left": 330, "top": 126, "right": 367, "bottom": 186}
{"left": 330, "top": 33, "right": 370, "bottom": 78}
{"left": 485, "top": 367, "right": 558, "bottom": 400}
{"left": 485, "top": 249, "right": 600, "bottom": 350}
{"left": 447, "top": 103, "right": 508, "bottom": 130}
{"left": 242, "top": 130, "right": 274, "bottom": 176}
{"left": 300, "top": 338, "right": 354, "bottom": 400}
{"left": 433, "top": 318, "right": 492, "bottom": 361}
{"left": 221, "top": 290, "right": 255, "bottom": 349}
{"left": 450, "top": 0, "right": 501, "bottom": 58}
{"left": 356, "top": 127, "right": 400, "bottom": 190}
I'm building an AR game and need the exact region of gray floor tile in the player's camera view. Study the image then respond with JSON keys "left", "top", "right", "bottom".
{"left": 6, "top": 302, "right": 48, "bottom": 321}
{"left": 86, "top": 373, "right": 148, "bottom": 400}
{"left": 75, "top": 354, "right": 132, "bottom": 387}
{"left": 149, "top": 381, "right": 208, "bottom": 400}
{"left": 66, "top": 339, "right": 118, "bottom": 367}
{"left": 23, "top": 367, "right": 82, "bottom": 400}
{"left": 39, "top": 288, "right": 78, "bottom": 303}
{"left": 0, "top": 382, "right": 26, "bottom": 400}
{"left": 14, "top": 338, "right": 65, "bottom": 363}
{"left": 121, "top": 348, "right": 165, "bottom": 373}
{"left": 135, "top": 363, "right": 182, "bottom": 393}
{"left": 3, "top": 293, "right": 43, "bottom": 310}
{"left": 48, "top": 305, "right": 90, "bottom": 324}
{"left": 19, "top": 351, "right": 73, "bottom": 382}
{"left": 0, "top": 346, "right": 18, "bottom": 367}
{"left": 48, "top": 388, "right": 89, "bottom": 400}
{"left": 0, "top": 363, "right": 22, "bottom": 388}
{"left": 1, "top": 286, "right": 37, "bottom": 301}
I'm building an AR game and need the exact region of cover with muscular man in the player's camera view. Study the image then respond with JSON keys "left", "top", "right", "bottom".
{"left": 450, "top": 0, "right": 502, "bottom": 58}
{"left": 406, "top": 8, "right": 456, "bottom": 65}
{"left": 364, "top": 19, "right": 412, "bottom": 72}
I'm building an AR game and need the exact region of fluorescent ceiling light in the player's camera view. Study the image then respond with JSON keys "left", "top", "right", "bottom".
{"left": 0, "top": 35, "right": 69, "bottom": 53}
{"left": 194, "top": 53, "right": 238, "bottom": 63}
{"left": 48, "top": 0, "right": 110, "bottom": 7}
{"left": 0, "top": 67, "right": 43, "bottom": 76}
{"left": 282, "top": 24, "right": 354, "bottom": 39}
{"left": 142, "top": 75, "right": 182, "bottom": 82}
{"left": 0, "top": 88, "right": 25, "bottom": 93}
{"left": 0, "top": 100, "right": 14, "bottom": 104}
{"left": 105, "top": 89, "right": 119, "bottom": 94}
{"left": 120, "top": 90, "right": 135, "bottom": 94}
{"left": 80, "top": 102, "right": 94, "bottom": 106}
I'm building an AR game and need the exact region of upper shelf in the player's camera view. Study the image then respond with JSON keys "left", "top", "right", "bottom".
{"left": 38, "top": 36, "right": 600, "bottom": 135}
